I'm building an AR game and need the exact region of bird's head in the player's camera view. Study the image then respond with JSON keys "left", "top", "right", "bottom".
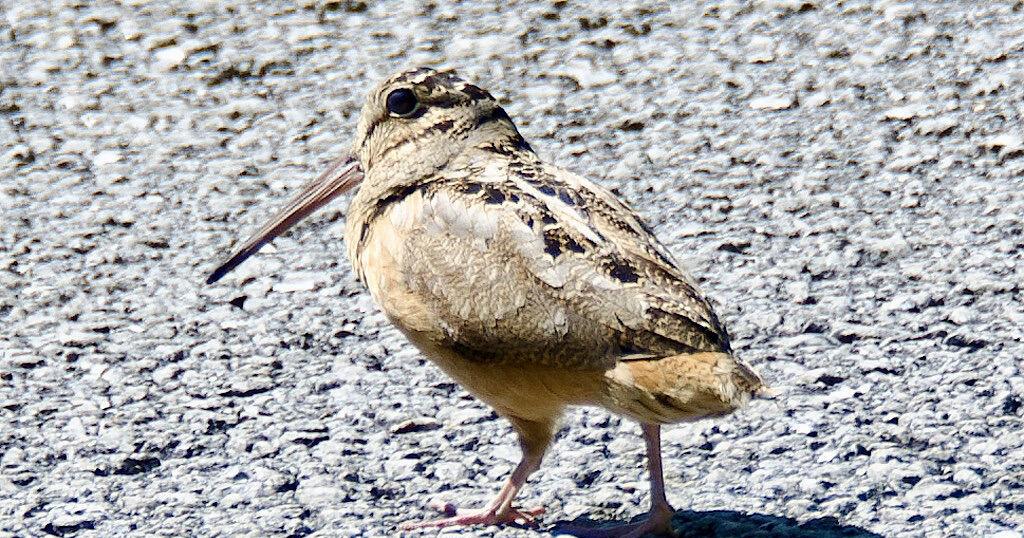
{"left": 352, "top": 67, "right": 528, "bottom": 177}
{"left": 206, "top": 67, "right": 528, "bottom": 284}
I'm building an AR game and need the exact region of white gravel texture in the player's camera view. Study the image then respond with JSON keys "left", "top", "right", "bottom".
{"left": 2, "top": 1, "right": 1023, "bottom": 537}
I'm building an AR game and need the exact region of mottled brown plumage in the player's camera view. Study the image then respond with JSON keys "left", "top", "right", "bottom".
{"left": 209, "top": 67, "right": 767, "bottom": 536}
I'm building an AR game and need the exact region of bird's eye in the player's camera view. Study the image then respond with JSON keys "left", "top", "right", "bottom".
{"left": 386, "top": 88, "right": 418, "bottom": 117}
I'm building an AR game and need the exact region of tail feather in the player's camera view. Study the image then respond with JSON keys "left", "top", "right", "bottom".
{"left": 602, "top": 352, "right": 768, "bottom": 425}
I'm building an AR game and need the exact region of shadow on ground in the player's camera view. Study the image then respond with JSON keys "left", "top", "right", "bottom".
{"left": 551, "top": 509, "right": 884, "bottom": 537}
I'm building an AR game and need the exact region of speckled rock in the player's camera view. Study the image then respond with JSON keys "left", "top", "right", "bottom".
{"left": 2, "top": 1, "right": 1022, "bottom": 537}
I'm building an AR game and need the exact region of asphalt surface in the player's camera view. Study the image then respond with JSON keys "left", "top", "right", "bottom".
{"left": 2, "top": 1, "right": 1023, "bottom": 537}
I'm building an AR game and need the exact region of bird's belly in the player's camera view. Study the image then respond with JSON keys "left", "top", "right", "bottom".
{"left": 403, "top": 329, "right": 607, "bottom": 421}
{"left": 353, "top": 215, "right": 611, "bottom": 416}
{"left": 358, "top": 240, "right": 607, "bottom": 414}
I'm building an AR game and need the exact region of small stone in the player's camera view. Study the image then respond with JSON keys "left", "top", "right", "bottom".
{"left": 433, "top": 462, "right": 466, "bottom": 482}
{"left": 273, "top": 275, "right": 318, "bottom": 293}
{"left": 883, "top": 104, "right": 925, "bottom": 120}
{"left": 917, "top": 116, "right": 957, "bottom": 135}
{"left": 296, "top": 483, "right": 343, "bottom": 507}
{"left": 786, "top": 281, "right": 811, "bottom": 303}
{"left": 747, "top": 36, "right": 776, "bottom": 63}
{"left": 982, "top": 134, "right": 1023, "bottom": 155}
{"left": 952, "top": 468, "right": 982, "bottom": 487}
{"left": 962, "top": 272, "right": 1011, "bottom": 292}
{"left": 867, "top": 233, "right": 910, "bottom": 256}
{"left": 93, "top": 150, "right": 122, "bottom": 167}
{"left": 153, "top": 46, "right": 186, "bottom": 70}
{"left": 219, "top": 493, "right": 245, "bottom": 508}
{"left": 383, "top": 457, "right": 418, "bottom": 478}
{"left": 798, "top": 478, "right": 822, "bottom": 494}
{"left": 947, "top": 307, "right": 973, "bottom": 325}
{"left": 392, "top": 417, "right": 441, "bottom": 434}
{"left": 792, "top": 423, "right": 814, "bottom": 435}
{"left": 57, "top": 329, "right": 105, "bottom": 346}
{"left": 556, "top": 61, "right": 617, "bottom": 88}
{"left": 826, "top": 386, "right": 856, "bottom": 403}
{"left": 803, "top": 91, "right": 830, "bottom": 107}
{"left": 445, "top": 407, "right": 490, "bottom": 425}
{"left": 749, "top": 95, "right": 794, "bottom": 110}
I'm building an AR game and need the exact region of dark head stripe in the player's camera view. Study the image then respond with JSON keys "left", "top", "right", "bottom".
{"left": 458, "top": 83, "right": 494, "bottom": 102}
{"left": 475, "top": 106, "right": 512, "bottom": 127}
{"left": 389, "top": 67, "right": 441, "bottom": 86}
{"left": 374, "top": 114, "right": 465, "bottom": 163}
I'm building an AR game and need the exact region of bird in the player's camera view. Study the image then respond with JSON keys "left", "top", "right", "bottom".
{"left": 207, "top": 67, "right": 768, "bottom": 537}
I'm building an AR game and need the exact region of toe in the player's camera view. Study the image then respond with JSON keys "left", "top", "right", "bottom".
{"left": 425, "top": 500, "right": 459, "bottom": 517}
{"left": 400, "top": 504, "right": 546, "bottom": 530}
{"left": 506, "top": 505, "right": 545, "bottom": 525}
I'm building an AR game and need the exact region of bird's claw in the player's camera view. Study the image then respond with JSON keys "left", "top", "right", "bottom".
{"left": 399, "top": 500, "right": 545, "bottom": 530}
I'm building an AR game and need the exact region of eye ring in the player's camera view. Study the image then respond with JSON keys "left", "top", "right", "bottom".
{"left": 385, "top": 88, "right": 418, "bottom": 117}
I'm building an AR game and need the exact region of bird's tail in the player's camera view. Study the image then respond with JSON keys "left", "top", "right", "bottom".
{"left": 603, "top": 351, "right": 769, "bottom": 425}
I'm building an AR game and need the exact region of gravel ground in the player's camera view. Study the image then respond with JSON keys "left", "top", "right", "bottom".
{"left": 2, "top": 1, "right": 1023, "bottom": 537}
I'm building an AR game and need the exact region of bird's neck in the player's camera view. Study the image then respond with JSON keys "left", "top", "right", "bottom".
{"left": 343, "top": 129, "right": 539, "bottom": 280}
{"left": 359, "top": 125, "right": 536, "bottom": 199}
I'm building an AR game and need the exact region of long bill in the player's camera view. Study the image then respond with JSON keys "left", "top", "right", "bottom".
{"left": 206, "top": 155, "right": 364, "bottom": 284}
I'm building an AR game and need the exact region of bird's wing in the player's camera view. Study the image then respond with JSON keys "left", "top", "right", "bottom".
{"left": 385, "top": 158, "right": 729, "bottom": 368}
{"left": 525, "top": 161, "right": 732, "bottom": 354}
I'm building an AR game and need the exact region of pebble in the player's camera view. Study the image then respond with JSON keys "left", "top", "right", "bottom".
{"left": 2, "top": 2, "right": 1021, "bottom": 538}
{"left": 749, "top": 95, "right": 794, "bottom": 110}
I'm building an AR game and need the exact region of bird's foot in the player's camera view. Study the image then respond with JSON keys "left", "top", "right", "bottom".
{"left": 398, "top": 499, "right": 545, "bottom": 530}
{"left": 559, "top": 503, "right": 676, "bottom": 538}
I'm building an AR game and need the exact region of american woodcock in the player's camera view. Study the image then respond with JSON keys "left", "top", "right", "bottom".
{"left": 208, "top": 67, "right": 768, "bottom": 537}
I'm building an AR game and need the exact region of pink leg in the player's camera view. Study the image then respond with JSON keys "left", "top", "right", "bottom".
{"left": 563, "top": 423, "right": 676, "bottom": 538}
{"left": 638, "top": 423, "right": 676, "bottom": 535}
{"left": 399, "top": 416, "right": 554, "bottom": 530}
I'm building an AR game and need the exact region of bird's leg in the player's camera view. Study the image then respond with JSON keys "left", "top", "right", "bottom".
{"left": 637, "top": 423, "right": 676, "bottom": 536}
{"left": 400, "top": 416, "right": 554, "bottom": 530}
{"left": 564, "top": 423, "right": 676, "bottom": 538}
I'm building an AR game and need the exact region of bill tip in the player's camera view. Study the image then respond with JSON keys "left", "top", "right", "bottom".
{"left": 206, "top": 267, "right": 227, "bottom": 285}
